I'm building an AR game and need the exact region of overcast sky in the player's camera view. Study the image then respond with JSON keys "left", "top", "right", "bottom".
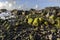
{"left": 0, "top": 0, "right": 60, "bottom": 10}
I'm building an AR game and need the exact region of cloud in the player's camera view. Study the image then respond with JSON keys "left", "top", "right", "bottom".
{"left": 33, "top": 4, "right": 39, "bottom": 10}
{"left": 0, "top": 1, "right": 13, "bottom": 10}
{"left": 0, "top": 2, "right": 5, "bottom": 9}
{"left": 7, "top": 0, "right": 16, "bottom": 5}
{"left": 0, "top": 0, "right": 28, "bottom": 10}
{"left": 0, "top": 0, "right": 25, "bottom": 10}
{"left": 0, "top": 0, "right": 17, "bottom": 10}
{"left": 35, "top": 5, "right": 38, "bottom": 9}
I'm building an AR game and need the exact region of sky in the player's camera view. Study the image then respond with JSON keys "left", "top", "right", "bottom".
{"left": 0, "top": 0, "right": 60, "bottom": 10}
